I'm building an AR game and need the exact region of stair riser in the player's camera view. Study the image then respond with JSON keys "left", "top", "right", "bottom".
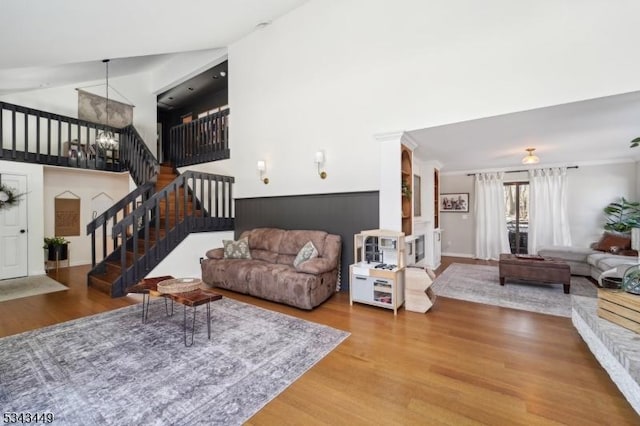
{"left": 88, "top": 276, "right": 114, "bottom": 296}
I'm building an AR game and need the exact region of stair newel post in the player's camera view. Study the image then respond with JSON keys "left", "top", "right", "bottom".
{"left": 90, "top": 230, "right": 96, "bottom": 267}
{"left": 222, "top": 176, "right": 227, "bottom": 218}
{"left": 206, "top": 175, "right": 212, "bottom": 217}
{"left": 185, "top": 174, "right": 190, "bottom": 216}
{"left": 154, "top": 197, "right": 160, "bottom": 260}
{"left": 101, "top": 218, "right": 108, "bottom": 262}
{"left": 227, "top": 176, "right": 233, "bottom": 220}
{"left": 132, "top": 209, "right": 139, "bottom": 280}
{"left": 173, "top": 180, "right": 179, "bottom": 235}
{"left": 143, "top": 205, "right": 150, "bottom": 272}
{"left": 119, "top": 224, "right": 126, "bottom": 289}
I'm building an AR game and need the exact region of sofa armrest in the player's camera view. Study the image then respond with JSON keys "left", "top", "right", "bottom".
{"left": 205, "top": 248, "right": 224, "bottom": 259}
{"left": 296, "top": 258, "right": 336, "bottom": 274}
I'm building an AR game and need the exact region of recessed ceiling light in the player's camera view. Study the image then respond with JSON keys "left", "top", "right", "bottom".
{"left": 213, "top": 75, "right": 219, "bottom": 79}
{"left": 169, "top": 97, "right": 174, "bottom": 100}
{"left": 256, "top": 21, "right": 271, "bottom": 29}
{"left": 220, "top": 71, "right": 226, "bottom": 77}
{"left": 188, "top": 87, "right": 194, "bottom": 91}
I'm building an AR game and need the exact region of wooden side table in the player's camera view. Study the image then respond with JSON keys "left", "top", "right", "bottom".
{"left": 127, "top": 276, "right": 223, "bottom": 346}
{"left": 127, "top": 275, "right": 175, "bottom": 323}
{"left": 167, "top": 289, "right": 222, "bottom": 346}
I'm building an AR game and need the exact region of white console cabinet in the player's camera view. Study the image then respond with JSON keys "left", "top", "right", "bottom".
{"left": 350, "top": 229, "right": 405, "bottom": 315}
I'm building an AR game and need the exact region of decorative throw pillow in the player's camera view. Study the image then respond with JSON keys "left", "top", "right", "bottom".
{"left": 594, "top": 233, "right": 631, "bottom": 252}
{"left": 293, "top": 241, "right": 318, "bottom": 268}
{"left": 223, "top": 237, "right": 251, "bottom": 259}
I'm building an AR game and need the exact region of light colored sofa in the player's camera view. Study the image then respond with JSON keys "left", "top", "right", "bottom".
{"left": 537, "top": 246, "right": 638, "bottom": 280}
{"left": 201, "top": 228, "right": 341, "bottom": 310}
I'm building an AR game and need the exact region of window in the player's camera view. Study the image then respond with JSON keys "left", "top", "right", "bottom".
{"left": 504, "top": 182, "right": 529, "bottom": 254}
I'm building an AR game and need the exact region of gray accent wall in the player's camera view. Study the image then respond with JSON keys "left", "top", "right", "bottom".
{"left": 235, "top": 191, "right": 379, "bottom": 291}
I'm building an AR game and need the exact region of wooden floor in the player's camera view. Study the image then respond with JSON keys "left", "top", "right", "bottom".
{"left": 1, "top": 257, "right": 637, "bottom": 424}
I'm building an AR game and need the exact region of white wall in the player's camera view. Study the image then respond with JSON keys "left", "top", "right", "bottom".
{"left": 439, "top": 174, "right": 474, "bottom": 257}
{"left": 569, "top": 162, "right": 637, "bottom": 246}
{"left": 226, "top": 0, "right": 640, "bottom": 199}
{"left": 440, "top": 162, "right": 638, "bottom": 258}
{"left": 148, "top": 231, "right": 233, "bottom": 279}
{"left": 43, "top": 167, "right": 130, "bottom": 266}
{"left": 0, "top": 160, "right": 44, "bottom": 275}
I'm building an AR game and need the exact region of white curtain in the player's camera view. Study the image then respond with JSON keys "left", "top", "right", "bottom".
{"left": 474, "top": 172, "right": 510, "bottom": 260}
{"left": 528, "top": 167, "right": 572, "bottom": 254}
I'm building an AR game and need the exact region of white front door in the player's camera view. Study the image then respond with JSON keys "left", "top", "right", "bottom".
{"left": 0, "top": 174, "right": 28, "bottom": 279}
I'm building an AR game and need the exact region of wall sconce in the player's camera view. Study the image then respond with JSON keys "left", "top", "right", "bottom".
{"left": 257, "top": 160, "right": 269, "bottom": 184}
{"left": 315, "top": 150, "right": 327, "bottom": 179}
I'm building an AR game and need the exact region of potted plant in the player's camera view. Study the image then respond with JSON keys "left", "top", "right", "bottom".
{"left": 401, "top": 180, "right": 411, "bottom": 198}
{"left": 603, "top": 197, "right": 640, "bottom": 234}
{"left": 43, "top": 236, "right": 70, "bottom": 261}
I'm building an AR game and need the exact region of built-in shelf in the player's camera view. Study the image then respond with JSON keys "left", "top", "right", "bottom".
{"left": 401, "top": 146, "right": 412, "bottom": 236}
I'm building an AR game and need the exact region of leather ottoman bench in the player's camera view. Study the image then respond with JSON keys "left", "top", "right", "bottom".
{"left": 499, "top": 253, "right": 571, "bottom": 294}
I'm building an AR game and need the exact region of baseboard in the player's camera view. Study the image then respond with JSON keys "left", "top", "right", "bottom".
{"left": 442, "top": 252, "right": 474, "bottom": 258}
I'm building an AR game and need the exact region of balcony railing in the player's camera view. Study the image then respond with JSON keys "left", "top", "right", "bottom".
{"left": 169, "top": 109, "right": 230, "bottom": 167}
{"left": 0, "top": 101, "right": 125, "bottom": 172}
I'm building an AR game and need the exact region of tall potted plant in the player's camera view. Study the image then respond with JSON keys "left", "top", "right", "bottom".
{"left": 603, "top": 197, "right": 640, "bottom": 234}
{"left": 43, "top": 237, "right": 70, "bottom": 261}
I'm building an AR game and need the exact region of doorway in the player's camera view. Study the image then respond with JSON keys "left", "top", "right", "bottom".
{"left": 0, "top": 174, "right": 28, "bottom": 279}
{"left": 504, "top": 182, "right": 529, "bottom": 254}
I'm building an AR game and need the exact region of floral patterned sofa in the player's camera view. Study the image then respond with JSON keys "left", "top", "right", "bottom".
{"left": 201, "top": 228, "right": 341, "bottom": 309}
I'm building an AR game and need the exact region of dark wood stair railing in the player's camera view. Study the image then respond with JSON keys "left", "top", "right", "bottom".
{"left": 169, "top": 108, "right": 230, "bottom": 167}
{"left": 119, "top": 125, "right": 159, "bottom": 186}
{"left": 86, "top": 182, "right": 156, "bottom": 267}
{"left": 88, "top": 170, "right": 234, "bottom": 297}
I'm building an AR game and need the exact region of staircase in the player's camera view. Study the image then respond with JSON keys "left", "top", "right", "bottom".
{"left": 87, "top": 164, "right": 177, "bottom": 294}
{"left": 0, "top": 100, "right": 234, "bottom": 297}
{"left": 86, "top": 164, "right": 234, "bottom": 297}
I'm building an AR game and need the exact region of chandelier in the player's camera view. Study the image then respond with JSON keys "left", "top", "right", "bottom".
{"left": 96, "top": 59, "right": 118, "bottom": 150}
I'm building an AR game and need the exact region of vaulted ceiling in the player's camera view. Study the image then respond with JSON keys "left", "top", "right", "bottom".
{"left": 2, "top": 0, "right": 639, "bottom": 172}
{"left": 0, "top": 0, "right": 308, "bottom": 92}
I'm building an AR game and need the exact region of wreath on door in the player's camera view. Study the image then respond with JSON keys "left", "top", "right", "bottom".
{"left": 0, "top": 183, "right": 23, "bottom": 210}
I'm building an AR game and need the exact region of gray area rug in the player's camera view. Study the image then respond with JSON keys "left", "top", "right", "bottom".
{"left": 432, "top": 263, "right": 597, "bottom": 317}
{"left": 0, "top": 275, "right": 67, "bottom": 302}
{"left": 0, "top": 297, "right": 349, "bottom": 425}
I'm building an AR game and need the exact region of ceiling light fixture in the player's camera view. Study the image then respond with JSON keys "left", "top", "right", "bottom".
{"left": 220, "top": 71, "right": 226, "bottom": 77}
{"left": 96, "top": 59, "right": 118, "bottom": 151}
{"left": 522, "top": 148, "right": 540, "bottom": 165}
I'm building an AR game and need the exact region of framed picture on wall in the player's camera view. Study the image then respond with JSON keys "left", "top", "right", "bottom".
{"left": 440, "top": 193, "right": 469, "bottom": 213}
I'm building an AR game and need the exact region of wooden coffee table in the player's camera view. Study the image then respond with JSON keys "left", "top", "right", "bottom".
{"left": 498, "top": 253, "right": 571, "bottom": 294}
{"left": 128, "top": 276, "right": 222, "bottom": 346}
